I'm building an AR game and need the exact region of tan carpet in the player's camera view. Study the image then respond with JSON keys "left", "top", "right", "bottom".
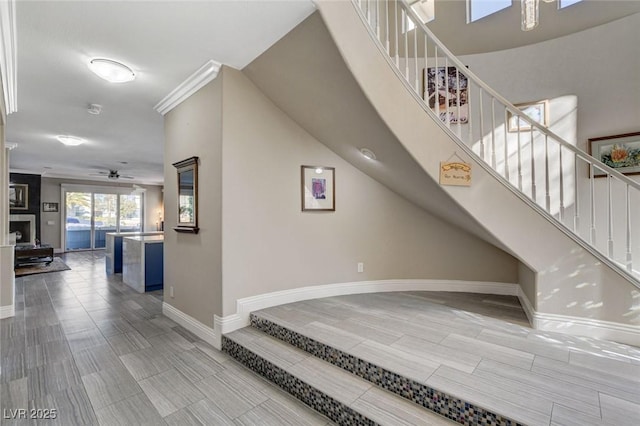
{"left": 14, "top": 257, "right": 71, "bottom": 277}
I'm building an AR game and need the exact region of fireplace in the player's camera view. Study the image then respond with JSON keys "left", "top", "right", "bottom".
{"left": 9, "top": 214, "right": 36, "bottom": 246}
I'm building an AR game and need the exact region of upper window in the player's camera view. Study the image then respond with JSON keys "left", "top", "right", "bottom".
{"left": 467, "top": 0, "right": 511, "bottom": 23}
{"left": 559, "top": 0, "right": 583, "bottom": 8}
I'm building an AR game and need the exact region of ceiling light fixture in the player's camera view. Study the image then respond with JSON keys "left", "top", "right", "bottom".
{"left": 56, "top": 135, "right": 86, "bottom": 146}
{"left": 88, "top": 58, "right": 135, "bottom": 83}
{"left": 521, "top": 0, "right": 539, "bottom": 31}
{"left": 522, "top": 0, "right": 559, "bottom": 31}
{"left": 360, "top": 148, "right": 377, "bottom": 161}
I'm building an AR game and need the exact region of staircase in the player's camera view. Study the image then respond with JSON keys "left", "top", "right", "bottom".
{"left": 344, "top": 0, "right": 640, "bottom": 286}
{"left": 297, "top": 0, "right": 640, "bottom": 346}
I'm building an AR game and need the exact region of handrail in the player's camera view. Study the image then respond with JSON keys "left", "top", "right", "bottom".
{"left": 400, "top": 1, "right": 640, "bottom": 191}
{"left": 350, "top": 0, "right": 639, "bottom": 283}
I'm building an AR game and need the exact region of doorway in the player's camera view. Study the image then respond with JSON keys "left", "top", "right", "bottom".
{"left": 64, "top": 189, "right": 144, "bottom": 251}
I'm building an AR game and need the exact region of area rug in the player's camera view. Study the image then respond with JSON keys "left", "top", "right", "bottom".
{"left": 14, "top": 257, "right": 71, "bottom": 277}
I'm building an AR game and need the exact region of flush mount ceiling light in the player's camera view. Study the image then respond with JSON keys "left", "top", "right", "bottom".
{"left": 88, "top": 58, "right": 135, "bottom": 83}
{"left": 56, "top": 135, "right": 86, "bottom": 146}
{"left": 360, "top": 148, "right": 377, "bottom": 161}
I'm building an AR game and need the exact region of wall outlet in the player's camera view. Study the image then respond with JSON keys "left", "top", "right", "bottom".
{"left": 357, "top": 262, "right": 364, "bottom": 273}
{"left": 170, "top": 286, "right": 174, "bottom": 298}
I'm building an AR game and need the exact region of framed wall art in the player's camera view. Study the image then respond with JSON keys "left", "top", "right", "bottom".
{"left": 172, "top": 156, "right": 199, "bottom": 233}
{"left": 9, "top": 183, "right": 28, "bottom": 210}
{"left": 42, "top": 202, "right": 59, "bottom": 212}
{"left": 423, "top": 66, "right": 469, "bottom": 125}
{"left": 301, "top": 166, "right": 335, "bottom": 211}
{"left": 589, "top": 132, "right": 640, "bottom": 177}
{"left": 507, "top": 100, "right": 549, "bottom": 132}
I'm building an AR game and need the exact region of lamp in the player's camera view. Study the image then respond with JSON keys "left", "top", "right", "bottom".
{"left": 88, "top": 58, "right": 135, "bottom": 83}
{"left": 521, "top": 0, "right": 540, "bottom": 31}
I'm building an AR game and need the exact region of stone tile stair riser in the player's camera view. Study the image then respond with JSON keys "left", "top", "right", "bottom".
{"left": 250, "top": 313, "right": 524, "bottom": 426}
{"left": 221, "top": 337, "right": 376, "bottom": 426}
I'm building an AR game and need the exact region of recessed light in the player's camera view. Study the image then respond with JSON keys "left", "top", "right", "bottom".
{"left": 56, "top": 135, "right": 86, "bottom": 146}
{"left": 360, "top": 148, "right": 377, "bottom": 161}
{"left": 88, "top": 58, "right": 135, "bottom": 83}
{"left": 87, "top": 103, "right": 102, "bottom": 115}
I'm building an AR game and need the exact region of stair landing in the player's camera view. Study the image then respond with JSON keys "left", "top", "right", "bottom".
{"left": 226, "top": 292, "right": 640, "bottom": 425}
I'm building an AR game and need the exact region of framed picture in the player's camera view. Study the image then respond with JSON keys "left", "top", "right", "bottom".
{"left": 9, "top": 183, "right": 28, "bottom": 210}
{"left": 589, "top": 132, "right": 640, "bottom": 177}
{"left": 507, "top": 100, "right": 549, "bottom": 132}
{"left": 423, "top": 66, "right": 469, "bottom": 124}
{"left": 301, "top": 165, "right": 335, "bottom": 211}
{"left": 42, "top": 202, "right": 59, "bottom": 212}
{"left": 172, "top": 156, "right": 199, "bottom": 233}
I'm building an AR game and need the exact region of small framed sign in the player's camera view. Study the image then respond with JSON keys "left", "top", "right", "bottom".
{"left": 439, "top": 161, "right": 471, "bottom": 186}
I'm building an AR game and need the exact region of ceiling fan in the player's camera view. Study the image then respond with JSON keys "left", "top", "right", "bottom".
{"left": 89, "top": 169, "right": 135, "bottom": 180}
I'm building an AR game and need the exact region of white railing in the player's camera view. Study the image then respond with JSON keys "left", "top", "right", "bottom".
{"left": 353, "top": 0, "right": 640, "bottom": 285}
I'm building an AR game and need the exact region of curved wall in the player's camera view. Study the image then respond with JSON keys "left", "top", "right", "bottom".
{"left": 315, "top": 0, "right": 639, "bottom": 344}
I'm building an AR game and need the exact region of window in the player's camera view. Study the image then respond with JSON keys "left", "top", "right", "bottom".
{"left": 467, "top": 0, "right": 511, "bottom": 23}
{"left": 403, "top": 0, "right": 435, "bottom": 33}
{"left": 559, "top": 0, "right": 582, "bottom": 8}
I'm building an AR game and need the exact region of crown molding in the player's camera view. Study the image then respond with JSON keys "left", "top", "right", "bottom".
{"left": 0, "top": 0, "right": 17, "bottom": 114}
{"left": 154, "top": 59, "right": 221, "bottom": 116}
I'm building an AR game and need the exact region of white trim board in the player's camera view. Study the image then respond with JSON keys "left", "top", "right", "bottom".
{"left": 0, "top": 0, "right": 17, "bottom": 114}
{"left": 217, "top": 279, "right": 519, "bottom": 336}
{"left": 154, "top": 60, "right": 222, "bottom": 115}
{"left": 163, "top": 280, "right": 639, "bottom": 350}
{"left": 517, "top": 288, "right": 640, "bottom": 347}
{"left": 0, "top": 304, "right": 15, "bottom": 319}
{"left": 162, "top": 302, "right": 218, "bottom": 348}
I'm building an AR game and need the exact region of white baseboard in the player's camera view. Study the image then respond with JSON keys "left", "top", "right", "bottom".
{"left": 516, "top": 286, "right": 536, "bottom": 326}
{"left": 217, "top": 279, "right": 519, "bottom": 335}
{"left": 0, "top": 304, "right": 15, "bottom": 319}
{"left": 516, "top": 286, "right": 639, "bottom": 346}
{"left": 162, "top": 302, "right": 219, "bottom": 349}
{"left": 161, "top": 280, "right": 639, "bottom": 349}
{"left": 532, "top": 312, "right": 640, "bottom": 347}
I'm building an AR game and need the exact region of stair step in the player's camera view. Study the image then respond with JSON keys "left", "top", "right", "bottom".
{"left": 249, "top": 310, "right": 526, "bottom": 426}
{"left": 223, "top": 327, "right": 455, "bottom": 426}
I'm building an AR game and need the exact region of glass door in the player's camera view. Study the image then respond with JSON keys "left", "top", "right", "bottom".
{"left": 94, "top": 193, "right": 118, "bottom": 249}
{"left": 64, "top": 190, "right": 144, "bottom": 251}
{"left": 119, "top": 194, "right": 142, "bottom": 232}
{"left": 65, "top": 192, "right": 93, "bottom": 250}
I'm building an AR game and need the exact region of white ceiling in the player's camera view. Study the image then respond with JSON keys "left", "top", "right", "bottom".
{"left": 428, "top": 0, "right": 640, "bottom": 55}
{"left": 6, "top": 0, "right": 639, "bottom": 186}
{"left": 6, "top": 0, "right": 316, "bottom": 185}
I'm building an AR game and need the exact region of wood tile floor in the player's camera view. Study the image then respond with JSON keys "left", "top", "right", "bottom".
{"left": 0, "top": 251, "right": 333, "bottom": 426}
{"left": 252, "top": 292, "right": 640, "bottom": 426}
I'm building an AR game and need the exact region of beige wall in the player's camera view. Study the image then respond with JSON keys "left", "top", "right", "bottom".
{"left": 317, "top": 0, "right": 640, "bottom": 333}
{"left": 518, "top": 262, "right": 536, "bottom": 310}
{"left": 164, "top": 76, "right": 223, "bottom": 325}
{"left": 39, "top": 177, "right": 163, "bottom": 250}
{"left": 220, "top": 66, "right": 518, "bottom": 315}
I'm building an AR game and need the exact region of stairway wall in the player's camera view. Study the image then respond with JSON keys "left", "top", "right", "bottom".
{"left": 219, "top": 66, "right": 518, "bottom": 316}
{"left": 315, "top": 0, "right": 639, "bottom": 343}
{"left": 460, "top": 13, "right": 640, "bottom": 270}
